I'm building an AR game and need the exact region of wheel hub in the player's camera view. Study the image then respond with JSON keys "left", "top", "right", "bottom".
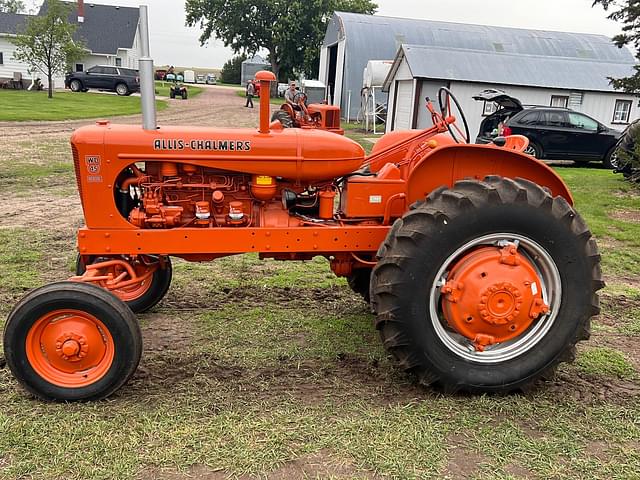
{"left": 441, "top": 244, "right": 549, "bottom": 351}
{"left": 56, "top": 332, "right": 89, "bottom": 362}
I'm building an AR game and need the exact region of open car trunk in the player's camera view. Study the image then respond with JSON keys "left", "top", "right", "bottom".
{"left": 473, "top": 89, "right": 523, "bottom": 143}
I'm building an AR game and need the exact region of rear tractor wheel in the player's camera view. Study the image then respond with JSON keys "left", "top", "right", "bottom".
{"left": 370, "top": 177, "right": 603, "bottom": 393}
{"left": 3, "top": 282, "right": 141, "bottom": 401}
{"left": 76, "top": 255, "right": 172, "bottom": 313}
{"left": 271, "top": 109, "right": 294, "bottom": 128}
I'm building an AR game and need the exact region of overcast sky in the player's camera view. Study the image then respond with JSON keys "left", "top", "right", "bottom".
{"left": 25, "top": 0, "right": 625, "bottom": 69}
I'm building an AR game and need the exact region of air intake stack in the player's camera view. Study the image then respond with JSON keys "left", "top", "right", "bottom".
{"left": 138, "top": 5, "right": 156, "bottom": 131}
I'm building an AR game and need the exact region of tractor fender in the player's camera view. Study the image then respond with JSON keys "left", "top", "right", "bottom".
{"left": 406, "top": 144, "right": 573, "bottom": 205}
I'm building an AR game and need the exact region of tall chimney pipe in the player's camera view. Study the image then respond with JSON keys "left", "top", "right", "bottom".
{"left": 255, "top": 70, "right": 276, "bottom": 134}
{"left": 138, "top": 5, "right": 157, "bottom": 130}
{"left": 77, "top": 0, "right": 84, "bottom": 23}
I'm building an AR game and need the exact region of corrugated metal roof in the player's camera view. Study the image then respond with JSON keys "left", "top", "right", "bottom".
{"left": 330, "top": 11, "right": 634, "bottom": 63}
{"left": 385, "top": 44, "right": 635, "bottom": 92}
{"left": 324, "top": 12, "right": 636, "bottom": 116}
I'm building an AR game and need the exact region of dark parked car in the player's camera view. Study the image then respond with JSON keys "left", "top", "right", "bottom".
{"left": 65, "top": 65, "right": 140, "bottom": 96}
{"left": 474, "top": 89, "right": 622, "bottom": 167}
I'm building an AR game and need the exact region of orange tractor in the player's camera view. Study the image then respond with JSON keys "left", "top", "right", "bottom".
{"left": 3, "top": 12, "right": 602, "bottom": 401}
{"left": 271, "top": 90, "right": 344, "bottom": 135}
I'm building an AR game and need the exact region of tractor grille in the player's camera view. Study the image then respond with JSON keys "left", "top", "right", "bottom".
{"left": 71, "top": 144, "right": 85, "bottom": 209}
{"left": 326, "top": 110, "right": 340, "bottom": 128}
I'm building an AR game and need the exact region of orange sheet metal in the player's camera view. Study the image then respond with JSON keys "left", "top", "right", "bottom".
{"left": 77, "top": 226, "right": 390, "bottom": 256}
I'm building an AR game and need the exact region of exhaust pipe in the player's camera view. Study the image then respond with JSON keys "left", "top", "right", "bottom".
{"left": 138, "top": 5, "right": 156, "bottom": 131}
{"left": 255, "top": 70, "right": 276, "bottom": 134}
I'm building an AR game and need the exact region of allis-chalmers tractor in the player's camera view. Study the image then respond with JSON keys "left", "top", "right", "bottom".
{"left": 271, "top": 91, "right": 344, "bottom": 135}
{"left": 3, "top": 11, "right": 602, "bottom": 402}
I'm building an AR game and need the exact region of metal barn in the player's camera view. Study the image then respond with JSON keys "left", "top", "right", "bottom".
{"left": 318, "top": 12, "right": 637, "bottom": 125}
{"left": 241, "top": 55, "right": 270, "bottom": 86}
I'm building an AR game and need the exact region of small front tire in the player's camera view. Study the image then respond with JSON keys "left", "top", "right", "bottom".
{"left": 3, "top": 282, "right": 142, "bottom": 402}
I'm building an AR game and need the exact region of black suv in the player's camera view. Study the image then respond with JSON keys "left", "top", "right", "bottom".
{"left": 474, "top": 89, "right": 622, "bottom": 167}
{"left": 65, "top": 66, "right": 140, "bottom": 96}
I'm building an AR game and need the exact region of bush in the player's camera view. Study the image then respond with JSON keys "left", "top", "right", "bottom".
{"left": 220, "top": 54, "right": 246, "bottom": 84}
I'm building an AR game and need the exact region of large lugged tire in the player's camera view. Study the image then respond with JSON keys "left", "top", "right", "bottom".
{"left": 271, "top": 110, "right": 294, "bottom": 128}
{"left": 76, "top": 255, "right": 172, "bottom": 314}
{"left": 370, "top": 176, "right": 603, "bottom": 393}
{"left": 3, "top": 282, "right": 142, "bottom": 401}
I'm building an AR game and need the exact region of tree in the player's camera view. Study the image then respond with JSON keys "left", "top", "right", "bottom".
{"left": 11, "top": 0, "right": 85, "bottom": 98}
{"left": 220, "top": 53, "right": 247, "bottom": 84}
{"left": 593, "top": 0, "right": 640, "bottom": 93}
{"left": 186, "top": 0, "right": 377, "bottom": 82}
{"left": 0, "top": 0, "right": 25, "bottom": 13}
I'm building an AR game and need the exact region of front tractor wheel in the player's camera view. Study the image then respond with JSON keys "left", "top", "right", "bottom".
{"left": 76, "top": 255, "right": 172, "bottom": 313}
{"left": 3, "top": 282, "right": 141, "bottom": 401}
{"left": 370, "top": 177, "right": 603, "bottom": 393}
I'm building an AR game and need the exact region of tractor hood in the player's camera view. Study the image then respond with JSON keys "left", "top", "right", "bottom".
{"left": 473, "top": 89, "right": 523, "bottom": 111}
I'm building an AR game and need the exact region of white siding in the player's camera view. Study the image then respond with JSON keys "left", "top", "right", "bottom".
{"left": 415, "top": 79, "right": 448, "bottom": 129}
{"left": 394, "top": 80, "right": 414, "bottom": 130}
{"left": 407, "top": 81, "right": 639, "bottom": 138}
{"left": 0, "top": 36, "right": 33, "bottom": 83}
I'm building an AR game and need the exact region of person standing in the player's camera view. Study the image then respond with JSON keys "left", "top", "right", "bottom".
{"left": 245, "top": 80, "right": 255, "bottom": 108}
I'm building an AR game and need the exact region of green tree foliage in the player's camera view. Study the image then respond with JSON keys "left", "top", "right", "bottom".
{"left": 593, "top": 0, "right": 640, "bottom": 93}
{"left": 220, "top": 53, "right": 247, "bottom": 84}
{"left": 186, "top": 0, "right": 377, "bottom": 81}
{"left": 11, "top": 0, "right": 85, "bottom": 98}
{"left": 0, "top": 0, "right": 25, "bottom": 13}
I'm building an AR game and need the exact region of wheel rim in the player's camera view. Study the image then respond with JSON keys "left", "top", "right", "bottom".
{"left": 524, "top": 145, "right": 537, "bottom": 157}
{"left": 428, "top": 233, "right": 562, "bottom": 364}
{"left": 71, "top": 81, "right": 80, "bottom": 91}
{"left": 116, "top": 85, "right": 127, "bottom": 95}
{"left": 26, "top": 309, "right": 114, "bottom": 387}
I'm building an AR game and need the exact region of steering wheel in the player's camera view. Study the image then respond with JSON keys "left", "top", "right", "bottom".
{"left": 293, "top": 91, "right": 308, "bottom": 105}
{"left": 438, "top": 87, "right": 470, "bottom": 144}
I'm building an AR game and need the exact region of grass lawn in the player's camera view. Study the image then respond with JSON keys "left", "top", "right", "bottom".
{"left": 0, "top": 132, "right": 639, "bottom": 479}
{"left": 154, "top": 81, "right": 203, "bottom": 98}
{"left": 0, "top": 89, "right": 168, "bottom": 122}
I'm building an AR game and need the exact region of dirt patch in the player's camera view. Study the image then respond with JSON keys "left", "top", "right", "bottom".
{"left": 504, "top": 463, "right": 537, "bottom": 479}
{"left": 609, "top": 209, "right": 640, "bottom": 224}
{"left": 444, "top": 436, "right": 488, "bottom": 479}
{"left": 140, "top": 313, "right": 197, "bottom": 353}
{"left": 542, "top": 368, "right": 640, "bottom": 404}
{"left": 139, "top": 451, "right": 384, "bottom": 480}
{"left": 0, "top": 194, "right": 83, "bottom": 230}
{"left": 124, "top": 349, "right": 423, "bottom": 408}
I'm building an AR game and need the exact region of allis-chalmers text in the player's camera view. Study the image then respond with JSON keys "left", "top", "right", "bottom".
{"left": 153, "top": 139, "right": 252, "bottom": 151}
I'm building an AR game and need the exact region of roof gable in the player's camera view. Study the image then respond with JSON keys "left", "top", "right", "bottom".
{"left": 0, "top": 12, "right": 29, "bottom": 36}
{"left": 39, "top": 1, "right": 139, "bottom": 55}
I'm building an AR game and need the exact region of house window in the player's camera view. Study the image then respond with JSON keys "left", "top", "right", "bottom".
{"left": 75, "top": 63, "right": 84, "bottom": 72}
{"left": 483, "top": 101, "right": 498, "bottom": 116}
{"left": 0, "top": 52, "right": 3, "bottom": 65}
{"left": 115, "top": 57, "right": 122, "bottom": 67}
{"left": 613, "top": 100, "right": 632, "bottom": 124}
{"left": 550, "top": 95, "right": 569, "bottom": 108}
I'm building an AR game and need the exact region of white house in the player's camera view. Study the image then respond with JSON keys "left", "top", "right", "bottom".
{"left": 0, "top": 0, "right": 140, "bottom": 88}
{"left": 318, "top": 12, "right": 638, "bottom": 130}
